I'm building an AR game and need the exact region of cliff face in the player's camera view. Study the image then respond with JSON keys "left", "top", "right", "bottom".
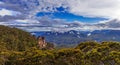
{"left": 37, "top": 37, "right": 47, "bottom": 49}
{"left": 37, "top": 36, "right": 54, "bottom": 50}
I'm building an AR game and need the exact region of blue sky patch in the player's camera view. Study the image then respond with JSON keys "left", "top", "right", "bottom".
{"left": 36, "top": 12, "right": 108, "bottom": 23}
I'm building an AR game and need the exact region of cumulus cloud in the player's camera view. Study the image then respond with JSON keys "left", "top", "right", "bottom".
{"left": 66, "top": 0, "right": 120, "bottom": 19}
{"left": 27, "top": 0, "right": 120, "bottom": 19}
{"left": 1, "top": 0, "right": 120, "bottom": 19}
{"left": 1, "top": 0, "right": 120, "bottom": 32}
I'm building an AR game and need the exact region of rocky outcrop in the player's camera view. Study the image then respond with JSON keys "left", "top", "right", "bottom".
{"left": 37, "top": 36, "right": 54, "bottom": 50}
{"left": 37, "top": 36, "right": 47, "bottom": 49}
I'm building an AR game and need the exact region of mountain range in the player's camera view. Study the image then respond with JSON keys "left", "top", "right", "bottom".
{"left": 31, "top": 30, "right": 120, "bottom": 46}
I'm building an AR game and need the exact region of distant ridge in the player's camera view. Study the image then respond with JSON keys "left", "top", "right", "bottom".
{"left": 31, "top": 30, "right": 120, "bottom": 46}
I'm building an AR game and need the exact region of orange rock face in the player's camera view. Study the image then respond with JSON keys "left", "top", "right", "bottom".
{"left": 37, "top": 37, "right": 47, "bottom": 49}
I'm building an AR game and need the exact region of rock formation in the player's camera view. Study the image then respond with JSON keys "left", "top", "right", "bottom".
{"left": 37, "top": 36, "right": 47, "bottom": 49}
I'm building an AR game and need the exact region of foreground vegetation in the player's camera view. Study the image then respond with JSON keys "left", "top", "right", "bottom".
{"left": 0, "top": 25, "right": 120, "bottom": 65}
{"left": 0, "top": 41, "right": 120, "bottom": 65}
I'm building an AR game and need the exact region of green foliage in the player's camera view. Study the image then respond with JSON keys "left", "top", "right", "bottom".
{"left": 0, "top": 25, "right": 120, "bottom": 65}
{"left": 75, "top": 41, "right": 100, "bottom": 52}
{"left": 55, "top": 48, "right": 84, "bottom": 65}
{"left": 0, "top": 25, "right": 37, "bottom": 51}
{"left": 0, "top": 41, "right": 120, "bottom": 65}
{"left": 0, "top": 25, "right": 37, "bottom": 65}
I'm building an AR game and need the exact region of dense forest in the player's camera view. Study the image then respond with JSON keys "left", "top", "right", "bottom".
{"left": 0, "top": 25, "right": 120, "bottom": 65}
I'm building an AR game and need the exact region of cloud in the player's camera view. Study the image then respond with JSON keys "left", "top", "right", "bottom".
{"left": 65, "top": 0, "right": 120, "bottom": 19}
{"left": 1, "top": 0, "right": 120, "bottom": 19}
{"left": 1, "top": 0, "right": 120, "bottom": 32}
{"left": 0, "top": 1, "right": 29, "bottom": 22}
{"left": 26, "top": 0, "right": 120, "bottom": 19}
{"left": 0, "top": 1, "right": 4, "bottom": 4}
{"left": 0, "top": 8, "right": 21, "bottom": 17}
{"left": 15, "top": 19, "right": 120, "bottom": 32}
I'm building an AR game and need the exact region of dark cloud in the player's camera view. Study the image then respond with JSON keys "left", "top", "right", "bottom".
{"left": 96, "top": 19, "right": 120, "bottom": 28}
{"left": 0, "top": 15, "right": 26, "bottom": 22}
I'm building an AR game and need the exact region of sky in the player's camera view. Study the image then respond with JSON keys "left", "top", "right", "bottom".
{"left": 0, "top": 0, "right": 120, "bottom": 32}
{"left": 36, "top": 12, "right": 107, "bottom": 23}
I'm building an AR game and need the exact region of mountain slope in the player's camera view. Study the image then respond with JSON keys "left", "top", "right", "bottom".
{"left": 0, "top": 25, "right": 37, "bottom": 51}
